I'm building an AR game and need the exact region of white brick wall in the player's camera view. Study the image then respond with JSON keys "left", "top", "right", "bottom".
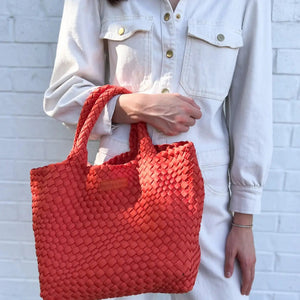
{"left": 0, "top": 0, "right": 299, "bottom": 299}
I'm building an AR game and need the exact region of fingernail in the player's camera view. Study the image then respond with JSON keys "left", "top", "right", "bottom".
{"left": 225, "top": 272, "right": 231, "bottom": 278}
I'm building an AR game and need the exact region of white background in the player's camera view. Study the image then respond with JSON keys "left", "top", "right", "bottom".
{"left": 0, "top": 0, "right": 299, "bottom": 299}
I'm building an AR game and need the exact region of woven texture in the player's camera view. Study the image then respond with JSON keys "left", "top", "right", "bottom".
{"left": 30, "top": 85, "right": 205, "bottom": 300}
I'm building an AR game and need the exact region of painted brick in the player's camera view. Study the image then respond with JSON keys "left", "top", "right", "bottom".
{"left": 6, "top": 0, "right": 42, "bottom": 17}
{"left": 250, "top": 292, "right": 274, "bottom": 300}
{"left": 0, "top": 93, "right": 44, "bottom": 116}
{"left": 0, "top": 16, "right": 14, "bottom": 42}
{"left": 15, "top": 17, "right": 61, "bottom": 42}
{"left": 11, "top": 68, "right": 52, "bottom": 92}
{"left": 22, "top": 243, "right": 37, "bottom": 261}
{"left": 273, "top": 101, "right": 300, "bottom": 123}
{"left": 253, "top": 272, "right": 300, "bottom": 292}
{"left": 272, "top": 75, "right": 299, "bottom": 100}
{"left": 273, "top": 49, "right": 277, "bottom": 73}
{"left": 44, "top": 139, "right": 73, "bottom": 160}
{"left": 0, "top": 1, "right": 9, "bottom": 16}
{"left": 0, "top": 44, "right": 52, "bottom": 67}
{"left": 0, "top": 160, "right": 14, "bottom": 180}
{"left": 278, "top": 214, "right": 300, "bottom": 233}
{"left": 0, "top": 222, "right": 34, "bottom": 242}
{"left": 14, "top": 117, "right": 73, "bottom": 139}
{"left": 272, "top": 23, "right": 300, "bottom": 48}
{"left": 292, "top": 126, "right": 300, "bottom": 147}
{"left": 0, "top": 260, "right": 38, "bottom": 279}
{"left": 276, "top": 253, "right": 300, "bottom": 273}
{"left": 262, "top": 191, "right": 300, "bottom": 213}
{"left": 0, "top": 182, "right": 31, "bottom": 202}
{"left": 0, "top": 298, "right": 41, "bottom": 300}
{"left": 0, "top": 242, "right": 22, "bottom": 260}
{"left": 264, "top": 170, "right": 285, "bottom": 191}
{"left": 0, "top": 203, "right": 18, "bottom": 221}
{"left": 273, "top": 100, "right": 290, "bottom": 123}
{"left": 273, "top": 0, "right": 300, "bottom": 22}
{"left": 256, "top": 252, "right": 275, "bottom": 272}
{"left": 0, "top": 68, "right": 12, "bottom": 91}
{"left": 271, "top": 148, "right": 300, "bottom": 170}
{"left": 273, "top": 124, "right": 292, "bottom": 147}
{"left": 42, "top": 0, "right": 64, "bottom": 17}
{"left": 0, "top": 139, "right": 18, "bottom": 160}
{"left": 274, "top": 294, "right": 299, "bottom": 300}
{"left": 285, "top": 172, "right": 300, "bottom": 191}
{"left": 290, "top": 102, "right": 300, "bottom": 122}
{"left": 0, "top": 139, "right": 45, "bottom": 160}
{"left": 0, "top": 279, "right": 40, "bottom": 298}
{"left": 49, "top": 43, "right": 58, "bottom": 64}
{"left": 277, "top": 50, "right": 300, "bottom": 75}
{"left": 255, "top": 233, "right": 300, "bottom": 253}
{"left": 0, "top": 117, "right": 16, "bottom": 137}
{"left": 254, "top": 214, "right": 278, "bottom": 232}
{"left": 17, "top": 203, "right": 32, "bottom": 222}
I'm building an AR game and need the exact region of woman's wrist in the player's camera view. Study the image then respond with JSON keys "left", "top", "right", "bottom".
{"left": 232, "top": 212, "right": 253, "bottom": 228}
{"left": 112, "top": 93, "right": 147, "bottom": 124}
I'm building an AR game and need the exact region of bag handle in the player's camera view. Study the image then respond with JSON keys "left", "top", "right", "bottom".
{"left": 72, "top": 85, "right": 118, "bottom": 148}
{"left": 68, "top": 85, "right": 156, "bottom": 164}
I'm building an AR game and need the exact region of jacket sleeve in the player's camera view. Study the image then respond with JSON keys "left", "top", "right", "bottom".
{"left": 226, "top": 0, "right": 273, "bottom": 214}
{"left": 43, "top": 0, "right": 118, "bottom": 140}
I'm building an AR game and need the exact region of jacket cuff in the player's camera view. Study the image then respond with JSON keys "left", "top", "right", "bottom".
{"left": 229, "top": 184, "right": 263, "bottom": 214}
{"left": 89, "top": 94, "right": 120, "bottom": 140}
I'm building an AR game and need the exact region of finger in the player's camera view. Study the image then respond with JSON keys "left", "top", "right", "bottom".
{"left": 163, "top": 124, "right": 189, "bottom": 136}
{"left": 176, "top": 124, "right": 190, "bottom": 133}
{"left": 224, "top": 245, "right": 236, "bottom": 278}
{"left": 188, "top": 106, "right": 202, "bottom": 120}
{"left": 177, "top": 94, "right": 201, "bottom": 110}
{"left": 240, "top": 262, "right": 252, "bottom": 295}
{"left": 186, "top": 117, "right": 196, "bottom": 127}
{"left": 246, "top": 264, "right": 255, "bottom": 295}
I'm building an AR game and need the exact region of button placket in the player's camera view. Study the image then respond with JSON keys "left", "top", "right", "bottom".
{"left": 160, "top": 0, "right": 186, "bottom": 97}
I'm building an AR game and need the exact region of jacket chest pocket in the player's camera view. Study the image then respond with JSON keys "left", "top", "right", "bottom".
{"left": 100, "top": 17, "right": 153, "bottom": 92}
{"left": 180, "top": 23, "right": 243, "bottom": 100}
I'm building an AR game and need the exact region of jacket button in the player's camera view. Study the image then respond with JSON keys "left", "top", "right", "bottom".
{"left": 161, "top": 88, "right": 170, "bottom": 93}
{"left": 166, "top": 50, "right": 173, "bottom": 58}
{"left": 118, "top": 27, "right": 125, "bottom": 35}
{"left": 217, "top": 34, "right": 225, "bottom": 42}
{"left": 164, "top": 13, "right": 171, "bottom": 21}
{"left": 176, "top": 14, "right": 181, "bottom": 19}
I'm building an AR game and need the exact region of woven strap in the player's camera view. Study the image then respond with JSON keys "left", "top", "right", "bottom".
{"left": 68, "top": 85, "right": 156, "bottom": 164}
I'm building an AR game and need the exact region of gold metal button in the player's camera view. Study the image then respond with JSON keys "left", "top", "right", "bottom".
{"left": 164, "top": 13, "right": 171, "bottom": 21}
{"left": 166, "top": 50, "right": 173, "bottom": 58}
{"left": 118, "top": 27, "right": 125, "bottom": 36}
{"left": 217, "top": 34, "right": 225, "bottom": 42}
{"left": 176, "top": 14, "right": 181, "bottom": 19}
{"left": 161, "top": 88, "right": 170, "bottom": 93}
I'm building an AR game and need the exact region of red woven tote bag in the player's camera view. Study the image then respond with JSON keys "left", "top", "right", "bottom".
{"left": 30, "top": 85, "right": 205, "bottom": 300}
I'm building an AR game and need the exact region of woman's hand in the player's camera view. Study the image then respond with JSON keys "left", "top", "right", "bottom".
{"left": 112, "top": 93, "right": 202, "bottom": 136}
{"left": 224, "top": 213, "right": 256, "bottom": 296}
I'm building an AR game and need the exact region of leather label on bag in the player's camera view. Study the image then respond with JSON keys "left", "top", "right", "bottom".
{"left": 99, "top": 178, "right": 128, "bottom": 191}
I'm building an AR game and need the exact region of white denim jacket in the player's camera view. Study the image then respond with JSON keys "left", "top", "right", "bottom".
{"left": 44, "top": 0, "right": 273, "bottom": 214}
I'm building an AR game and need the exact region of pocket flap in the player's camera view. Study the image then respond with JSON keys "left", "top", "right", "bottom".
{"left": 100, "top": 17, "right": 153, "bottom": 41}
{"left": 187, "top": 22, "right": 243, "bottom": 48}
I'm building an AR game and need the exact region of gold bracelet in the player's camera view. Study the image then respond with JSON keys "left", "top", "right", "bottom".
{"left": 231, "top": 222, "right": 253, "bottom": 229}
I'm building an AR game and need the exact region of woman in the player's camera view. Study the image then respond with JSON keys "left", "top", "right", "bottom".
{"left": 43, "top": 0, "right": 273, "bottom": 299}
